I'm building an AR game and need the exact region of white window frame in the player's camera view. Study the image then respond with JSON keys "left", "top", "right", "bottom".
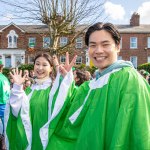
{"left": 60, "top": 37, "right": 68, "bottom": 47}
{"left": 7, "top": 30, "right": 18, "bottom": 48}
{"left": 130, "top": 37, "right": 137, "bottom": 49}
{"left": 130, "top": 56, "right": 137, "bottom": 68}
{"left": 60, "top": 56, "right": 66, "bottom": 63}
{"left": 76, "top": 37, "right": 83, "bottom": 49}
{"left": 29, "top": 37, "right": 36, "bottom": 48}
{"left": 147, "top": 37, "right": 150, "bottom": 48}
{"left": 43, "top": 37, "right": 51, "bottom": 49}
{"left": 148, "top": 56, "right": 150, "bottom": 63}
{"left": 76, "top": 56, "right": 82, "bottom": 65}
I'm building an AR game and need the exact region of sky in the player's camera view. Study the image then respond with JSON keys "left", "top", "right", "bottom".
{"left": 104, "top": 0, "right": 150, "bottom": 24}
{"left": 0, "top": 0, "right": 150, "bottom": 25}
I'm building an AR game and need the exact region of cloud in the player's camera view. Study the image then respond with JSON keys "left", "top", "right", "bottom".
{"left": 137, "top": 2, "right": 150, "bottom": 24}
{"left": 104, "top": 1, "right": 126, "bottom": 21}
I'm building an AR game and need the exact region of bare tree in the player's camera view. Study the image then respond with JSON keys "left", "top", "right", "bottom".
{"left": 0, "top": 0, "right": 106, "bottom": 55}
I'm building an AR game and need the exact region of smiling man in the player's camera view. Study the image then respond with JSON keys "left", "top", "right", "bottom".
{"left": 42, "top": 23, "right": 150, "bottom": 150}
{"left": 88, "top": 29, "right": 120, "bottom": 72}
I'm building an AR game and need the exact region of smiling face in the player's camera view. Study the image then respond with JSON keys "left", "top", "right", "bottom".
{"left": 34, "top": 57, "right": 52, "bottom": 79}
{"left": 88, "top": 30, "right": 120, "bottom": 72}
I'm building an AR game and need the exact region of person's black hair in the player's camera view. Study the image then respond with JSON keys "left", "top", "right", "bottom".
{"left": 85, "top": 22, "right": 121, "bottom": 46}
{"left": 74, "top": 69, "right": 87, "bottom": 86}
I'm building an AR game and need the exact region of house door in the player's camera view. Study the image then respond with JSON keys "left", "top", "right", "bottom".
{"left": 5, "top": 55, "right": 11, "bottom": 68}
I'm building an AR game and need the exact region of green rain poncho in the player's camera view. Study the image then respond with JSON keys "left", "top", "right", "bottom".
{"left": 0, "top": 73, "right": 10, "bottom": 104}
{"left": 5, "top": 71, "right": 76, "bottom": 150}
{"left": 43, "top": 61, "right": 150, "bottom": 150}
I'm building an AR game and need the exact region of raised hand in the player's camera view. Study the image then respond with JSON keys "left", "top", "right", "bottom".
{"left": 9, "top": 68, "right": 27, "bottom": 85}
{"left": 59, "top": 52, "right": 77, "bottom": 77}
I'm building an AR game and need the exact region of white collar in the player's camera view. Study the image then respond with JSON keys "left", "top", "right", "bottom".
{"left": 34, "top": 77, "right": 52, "bottom": 85}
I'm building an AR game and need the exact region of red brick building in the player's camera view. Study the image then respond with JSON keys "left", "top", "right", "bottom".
{"left": 0, "top": 23, "right": 87, "bottom": 68}
{"left": 118, "top": 13, "right": 150, "bottom": 68}
{"left": 0, "top": 13, "right": 150, "bottom": 68}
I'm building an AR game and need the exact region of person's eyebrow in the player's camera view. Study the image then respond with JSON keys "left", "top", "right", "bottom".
{"left": 89, "top": 40, "right": 110, "bottom": 44}
{"left": 89, "top": 41, "right": 96, "bottom": 44}
{"left": 35, "top": 61, "right": 40, "bottom": 63}
{"left": 101, "top": 40, "right": 110, "bottom": 44}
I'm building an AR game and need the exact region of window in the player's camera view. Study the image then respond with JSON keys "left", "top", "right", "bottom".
{"left": 15, "top": 55, "right": 22, "bottom": 67}
{"left": 60, "top": 56, "right": 66, "bottom": 63}
{"left": 130, "top": 56, "right": 137, "bottom": 68}
{"left": 60, "top": 37, "right": 68, "bottom": 47}
{"left": 118, "top": 56, "right": 122, "bottom": 60}
{"left": 5, "top": 55, "right": 11, "bottom": 68}
{"left": 29, "top": 38, "right": 36, "bottom": 48}
{"left": 9, "top": 36, "right": 12, "bottom": 44}
{"left": 85, "top": 50, "right": 90, "bottom": 66}
{"left": 76, "top": 37, "right": 83, "bottom": 48}
{"left": 43, "top": 37, "right": 51, "bottom": 49}
{"left": 7, "top": 30, "right": 18, "bottom": 48}
{"left": 130, "top": 37, "right": 137, "bottom": 49}
{"left": 147, "top": 37, "right": 150, "bottom": 48}
{"left": 76, "top": 56, "right": 82, "bottom": 65}
{"left": 148, "top": 56, "right": 150, "bottom": 63}
{"left": 28, "top": 56, "right": 34, "bottom": 64}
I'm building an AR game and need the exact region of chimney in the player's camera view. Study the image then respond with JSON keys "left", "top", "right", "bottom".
{"left": 130, "top": 12, "right": 140, "bottom": 26}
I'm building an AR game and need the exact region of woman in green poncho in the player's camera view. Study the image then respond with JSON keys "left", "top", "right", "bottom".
{"left": 5, "top": 53, "right": 62, "bottom": 150}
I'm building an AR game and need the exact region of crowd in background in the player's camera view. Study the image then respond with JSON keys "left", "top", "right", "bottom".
{"left": 7, "top": 66, "right": 150, "bottom": 91}
{"left": 138, "top": 69, "right": 150, "bottom": 84}
{"left": 0, "top": 57, "right": 150, "bottom": 150}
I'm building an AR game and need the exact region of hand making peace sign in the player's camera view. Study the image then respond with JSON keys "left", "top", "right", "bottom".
{"left": 59, "top": 52, "right": 77, "bottom": 77}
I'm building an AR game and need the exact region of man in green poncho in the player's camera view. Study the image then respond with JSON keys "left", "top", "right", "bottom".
{"left": 40, "top": 22, "right": 150, "bottom": 150}
{"left": 0, "top": 60, "right": 10, "bottom": 150}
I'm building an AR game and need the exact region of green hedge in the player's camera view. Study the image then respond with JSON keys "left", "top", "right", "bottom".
{"left": 75, "top": 64, "right": 97, "bottom": 75}
{"left": 2, "top": 64, "right": 34, "bottom": 78}
{"left": 18, "top": 64, "right": 34, "bottom": 71}
{"left": 137, "top": 63, "right": 150, "bottom": 73}
{"left": 2, "top": 68, "right": 10, "bottom": 78}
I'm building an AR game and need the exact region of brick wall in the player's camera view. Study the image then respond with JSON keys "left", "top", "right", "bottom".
{"left": 0, "top": 23, "right": 150, "bottom": 66}
{"left": 120, "top": 33, "right": 150, "bottom": 65}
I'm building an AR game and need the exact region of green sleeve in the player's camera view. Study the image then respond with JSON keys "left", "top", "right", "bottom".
{"left": 109, "top": 68, "right": 150, "bottom": 149}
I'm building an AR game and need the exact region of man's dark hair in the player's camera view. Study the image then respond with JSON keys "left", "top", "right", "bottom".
{"left": 85, "top": 22, "right": 121, "bottom": 46}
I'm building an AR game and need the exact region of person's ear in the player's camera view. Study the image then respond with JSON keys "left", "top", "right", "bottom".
{"left": 116, "top": 44, "right": 120, "bottom": 53}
